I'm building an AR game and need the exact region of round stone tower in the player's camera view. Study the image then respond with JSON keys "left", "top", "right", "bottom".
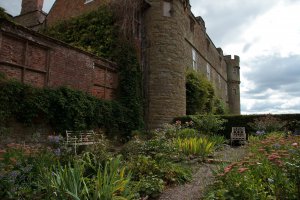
{"left": 225, "top": 55, "right": 241, "bottom": 114}
{"left": 143, "top": 0, "right": 189, "bottom": 129}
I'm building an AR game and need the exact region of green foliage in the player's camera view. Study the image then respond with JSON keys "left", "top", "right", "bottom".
{"left": 191, "top": 114, "right": 227, "bottom": 134}
{"left": 0, "top": 79, "right": 130, "bottom": 134}
{"left": 135, "top": 175, "right": 164, "bottom": 198}
{"left": 85, "top": 157, "right": 135, "bottom": 200}
{"left": 204, "top": 133, "right": 300, "bottom": 200}
{"left": 175, "top": 137, "right": 215, "bottom": 160}
{"left": 186, "top": 70, "right": 215, "bottom": 115}
{"left": 0, "top": 7, "right": 10, "bottom": 21}
{"left": 43, "top": 6, "right": 144, "bottom": 134}
{"left": 127, "top": 155, "right": 191, "bottom": 198}
{"left": 44, "top": 7, "right": 117, "bottom": 59}
{"left": 248, "top": 114, "right": 286, "bottom": 133}
{"left": 174, "top": 114, "right": 300, "bottom": 138}
{"left": 44, "top": 162, "right": 86, "bottom": 199}
{"left": 213, "top": 98, "right": 228, "bottom": 115}
{"left": 177, "top": 128, "right": 200, "bottom": 138}
{"left": 0, "top": 147, "right": 57, "bottom": 199}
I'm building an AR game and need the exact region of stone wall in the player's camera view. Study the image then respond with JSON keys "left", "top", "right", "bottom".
{"left": 143, "top": 0, "right": 240, "bottom": 128}
{"left": 225, "top": 55, "right": 241, "bottom": 114}
{"left": 144, "top": 0, "right": 187, "bottom": 129}
{"left": 0, "top": 20, "right": 118, "bottom": 100}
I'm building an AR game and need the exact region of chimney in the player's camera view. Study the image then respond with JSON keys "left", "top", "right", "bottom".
{"left": 21, "top": 0, "right": 44, "bottom": 14}
{"left": 15, "top": 0, "right": 46, "bottom": 30}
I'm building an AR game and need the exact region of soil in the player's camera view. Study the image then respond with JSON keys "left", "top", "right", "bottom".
{"left": 158, "top": 145, "right": 247, "bottom": 200}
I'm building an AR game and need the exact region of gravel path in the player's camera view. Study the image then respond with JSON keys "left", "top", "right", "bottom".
{"left": 158, "top": 145, "right": 247, "bottom": 200}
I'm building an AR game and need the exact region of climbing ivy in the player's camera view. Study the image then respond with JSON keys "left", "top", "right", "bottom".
{"left": 43, "top": 5, "right": 144, "bottom": 135}
{"left": 186, "top": 70, "right": 227, "bottom": 115}
{"left": 0, "top": 76, "right": 128, "bottom": 134}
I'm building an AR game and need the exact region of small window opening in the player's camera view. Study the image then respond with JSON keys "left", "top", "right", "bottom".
{"left": 163, "top": 1, "right": 172, "bottom": 17}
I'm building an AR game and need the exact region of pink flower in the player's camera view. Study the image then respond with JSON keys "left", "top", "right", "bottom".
{"left": 292, "top": 143, "right": 298, "bottom": 147}
{"left": 238, "top": 167, "right": 248, "bottom": 173}
{"left": 224, "top": 166, "right": 232, "bottom": 173}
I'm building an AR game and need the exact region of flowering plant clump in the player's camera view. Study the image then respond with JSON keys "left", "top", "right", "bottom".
{"left": 204, "top": 132, "right": 300, "bottom": 199}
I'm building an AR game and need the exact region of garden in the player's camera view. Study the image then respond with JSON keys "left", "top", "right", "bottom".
{"left": 1, "top": 113, "right": 300, "bottom": 199}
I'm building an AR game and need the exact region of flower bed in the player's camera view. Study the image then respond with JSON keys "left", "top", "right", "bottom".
{"left": 204, "top": 132, "right": 300, "bottom": 199}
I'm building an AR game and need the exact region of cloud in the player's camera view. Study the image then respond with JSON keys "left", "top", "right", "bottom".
{"left": 190, "top": 0, "right": 279, "bottom": 46}
{"left": 241, "top": 54, "right": 300, "bottom": 114}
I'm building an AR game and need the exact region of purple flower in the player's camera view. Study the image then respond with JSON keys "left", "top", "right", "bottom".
{"left": 53, "top": 148, "right": 61, "bottom": 156}
{"left": 256, "top": 130, "right": 265, "bottom": 135}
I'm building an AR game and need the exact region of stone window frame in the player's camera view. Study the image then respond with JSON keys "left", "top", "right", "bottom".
{"left": 206, "top": 63, "right": 211, "bottom": 81}
{"left": 84, "top": 0, "right": 94, "bottom": 4}
{"left": 163, "top": 1, "right": 172, "bottom": 17}
{"left": 233, "top": 66, "right": 239, "bottom": 75}
{"left": 192, "top": 48, "right": 198, "bottom": 70}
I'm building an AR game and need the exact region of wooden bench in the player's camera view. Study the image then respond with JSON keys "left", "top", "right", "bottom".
{"left": 65, "top": 130, "right": 97, "bottom": 154}
{"left": 230, "top": 127, "right": 246, "bottom": 145}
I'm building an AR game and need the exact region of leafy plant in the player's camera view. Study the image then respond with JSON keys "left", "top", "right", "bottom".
{"left": 45, "top": 162, "right": 86, "bottom": 199}
{"left": 85, "top": 157, "right": 135, "bottom": 200}
{"left": 177, "top": 128, "right": 199, "bottom": 138}
{"left": 135, "top": 175, "right": 164, "bottom": 199}
{"left": 175, "top": 137, "right": 215, "bottom": 160}
{"left": 191, "top": 114, "right": 227, "bottom": 134}
{"left": 186, "top": 70, "right": 215, "bottom": 115}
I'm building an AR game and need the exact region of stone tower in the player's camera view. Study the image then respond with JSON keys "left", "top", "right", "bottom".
{"left": 225, "top": 55, "right": 241, "bottom": 114}
{"left": 143, "top": 0, "right": 188, "bottom": 129}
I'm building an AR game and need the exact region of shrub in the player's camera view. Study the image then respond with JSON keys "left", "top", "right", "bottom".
{"left": 186, "top": 70, "right": 215, "bottom": 115}
{"left": 135, "top": 175, "right": 164, "bottom": 199}
{"left": 176, "top": 128, "right": 200, "bottom": 138}
{"left": 191, "top": 114, "right": 227, "bottom": 134}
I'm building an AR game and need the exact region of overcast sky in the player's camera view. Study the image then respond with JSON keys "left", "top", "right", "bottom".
{"left": 1, "top": 0, "right": 300, "bottom": 114}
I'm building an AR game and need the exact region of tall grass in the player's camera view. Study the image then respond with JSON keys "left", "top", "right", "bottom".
{"left": 175, "top": 137, "right": 215, "bottom": 160}
{"left": 42, "top": 156, "right": 135, "bottom": 200}
{"left": 86, "top": 157, "right": 134, "bottom": 200}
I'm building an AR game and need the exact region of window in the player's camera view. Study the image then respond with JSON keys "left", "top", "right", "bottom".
{"left": 163, "top": 1, "right": 172, "bottom": 17}
{"left": 225, "top": 85, "right": 228, "bottom": 96}
{"left": 206, "top": 63, "right": 211, "bottom": 80}
{"left": 192, "top": 48, "right": 197, "bottom": 70}
{"left": 233, "top": 67, "right": 239, "bottom": 75}
{"left": 233, "top": 88, "right": 238, "bottom": 95}
{"left": 218, "top": 74, "right": 221, "bottom": 88}
{"left": 84, "top": 0, "right": 94, "bottom": 4}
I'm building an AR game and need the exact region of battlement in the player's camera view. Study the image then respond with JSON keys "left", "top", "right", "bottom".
{"left": 224, "top": 55, "right": 240, "bottom": 67}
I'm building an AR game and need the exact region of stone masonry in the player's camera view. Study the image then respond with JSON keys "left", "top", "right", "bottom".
{"left": 12, "top": 0, "right": 241, "bottom": 129}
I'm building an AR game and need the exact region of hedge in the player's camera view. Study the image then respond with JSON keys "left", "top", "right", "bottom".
{"left": 174, "top": 114, "right": 300, "bottom": 138}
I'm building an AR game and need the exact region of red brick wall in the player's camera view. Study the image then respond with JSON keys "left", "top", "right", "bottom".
{"left": 0, "top": 20, "right": 118, "bottom": 100}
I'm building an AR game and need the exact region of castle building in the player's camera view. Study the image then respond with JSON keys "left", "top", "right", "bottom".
{"left": 13, "top": 0, "right": 241, "bottom": 129}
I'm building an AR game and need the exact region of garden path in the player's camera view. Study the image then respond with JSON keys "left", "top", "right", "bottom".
{"left": 158, "top": 145, "right": 247, "bottom": 200}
